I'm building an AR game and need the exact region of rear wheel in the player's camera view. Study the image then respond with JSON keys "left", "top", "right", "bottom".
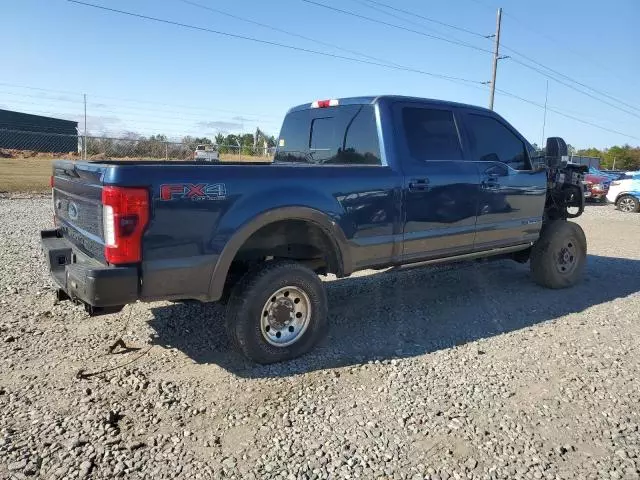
{"left": 225, "top": 261, "right": 328, "bottom": 364}
{"left": 530, "top": 221, "right": 586, "bottom": 289}
{"left": 616, "top": 195, "right": 640, "bottom": 213}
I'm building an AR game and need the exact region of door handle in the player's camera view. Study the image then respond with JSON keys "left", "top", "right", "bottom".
{"left": 408, "top": 178, "right": 430, "bottom": 191}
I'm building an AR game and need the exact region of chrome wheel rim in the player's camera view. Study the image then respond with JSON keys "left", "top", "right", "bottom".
{"left": 619, "top": 197, "right": 636, "bottom": 212}
{"left": 555, "top": 238, "right": 578, "bottom": 275}
{"left": 260, "top": 286, "right": 311, "bottom": 347}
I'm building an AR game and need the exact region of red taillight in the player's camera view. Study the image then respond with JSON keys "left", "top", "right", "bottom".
{"left": 102, "top": 186, "right": 149, "bottom": 264}
{"left": 49, "top": 175, "right": 54, "bottom": 188}
{"left": 311, "top": 99, "right": 339, "bottom": 108}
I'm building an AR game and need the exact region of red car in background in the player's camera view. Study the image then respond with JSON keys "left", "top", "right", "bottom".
{"left": 583, "top": 173, "right": 611, "bottom": 201}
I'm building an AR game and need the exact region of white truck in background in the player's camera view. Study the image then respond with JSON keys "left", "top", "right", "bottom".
{"left": 194, "top": 144, "right": 219, "bottom": 162}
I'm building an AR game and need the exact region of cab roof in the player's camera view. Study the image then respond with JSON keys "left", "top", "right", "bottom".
{"left": 286, "top": 95, "right": 492, "bottom": 114}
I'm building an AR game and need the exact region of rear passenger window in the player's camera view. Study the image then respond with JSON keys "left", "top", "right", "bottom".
{"left": 401, "top": 108, "right": 463, "bottom": 161}
{"left": 275, "top": 110, "right": 311, "bottom": 163}
{"left": 275, "top": 105, "right": 381, "bottom": 165}
{"left": 310, "top": 117, "right": 337, "bottom": 163}
{"left": 466, "top": 114, "right": 530, "bottom": 170}
{"left": 332, "top": 106, "right": 381, "bottom": 165}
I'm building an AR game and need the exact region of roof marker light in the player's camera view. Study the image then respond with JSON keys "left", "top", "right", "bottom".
{"left": 311, "top": 99, "right": 339, "bottom": 108}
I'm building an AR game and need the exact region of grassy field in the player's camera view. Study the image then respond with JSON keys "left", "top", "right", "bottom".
{"left": 0, "top": 154, "right": 272, "bottom": 193}
{"left": 0, "top": 157, "right": 55, "bottom": 193}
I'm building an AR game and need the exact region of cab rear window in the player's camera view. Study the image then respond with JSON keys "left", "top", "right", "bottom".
{"left": 275, "top": 105, "right": 381, "bottom": 165}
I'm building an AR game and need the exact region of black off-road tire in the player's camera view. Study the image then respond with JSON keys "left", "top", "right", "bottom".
{"left": 225, "top": 260, "right": 328, "bottom": 364}
{"left": 530, "top": 221, "right": 587, "bottom": 289}
{"left": 616, "top": 195, "right": 640, "bottom": 213}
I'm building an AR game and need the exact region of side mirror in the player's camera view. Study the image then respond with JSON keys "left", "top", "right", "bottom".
{"left": 545, "top": 137, "right": 568, "bottom": 167}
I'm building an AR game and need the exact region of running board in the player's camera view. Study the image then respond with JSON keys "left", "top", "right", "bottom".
{"left": 397, "top": 243, "right": 532, "bottom": 270}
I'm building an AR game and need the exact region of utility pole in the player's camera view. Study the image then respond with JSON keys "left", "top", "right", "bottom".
{"left": 83, "top": 94, "right": 87, "bottom": 160}
{"left": 541, "top": 80, "right": 549, "bottom": 147}
{"left": 488, "top": 7, "right": 503, "bottom": 110}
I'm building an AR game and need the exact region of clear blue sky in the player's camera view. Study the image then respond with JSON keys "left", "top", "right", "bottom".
{"left": 2, "top": 0, "right": 639, "bottom": 148}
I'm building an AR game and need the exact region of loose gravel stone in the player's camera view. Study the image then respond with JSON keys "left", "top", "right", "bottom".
{"left": 0, "top": 198, "right": 639, "bottom": 480}
{"left": 7, "top": 459, "right": 27, "bottom": 471}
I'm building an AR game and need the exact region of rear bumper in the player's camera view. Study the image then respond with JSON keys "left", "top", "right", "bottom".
{"left": 41, "top": 229, "right": 139, "bottom": 310}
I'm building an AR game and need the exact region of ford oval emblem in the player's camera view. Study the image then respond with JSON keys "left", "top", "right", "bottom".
{"left": 68, "top": 202, "right": 79, "bottom": 221}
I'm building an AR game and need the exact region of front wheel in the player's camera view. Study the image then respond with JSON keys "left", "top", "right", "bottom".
{"left": 225, "top": 261, "right": 328, "bottom": 364}
{"left": 530, "top": 221, "right": 587, "bottom": 289}
{"left": 616, "top": 195, "right": 640, "bottom": 213}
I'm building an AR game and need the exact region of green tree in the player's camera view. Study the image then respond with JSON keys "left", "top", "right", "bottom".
{"left": 240, "top": 133, "right": 255, "bottom": 155}
{"left": 605, "top": 145, "right": 640, "bottom": 170}
{"left": 576, "top": 147, "right": 603, "bottom": 158}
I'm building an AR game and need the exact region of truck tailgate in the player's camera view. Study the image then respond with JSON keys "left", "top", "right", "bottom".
{"left": 52, "top": 161, "right": 106, "bottom": 262}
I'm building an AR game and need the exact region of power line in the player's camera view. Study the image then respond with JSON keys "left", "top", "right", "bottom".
{"left": 0, "top": 107, "right": 275, "bottom": 137}
{"left": 467, "top": 0, "right": 614, "bottom": 72}
{"left": 356, "top": 0, "right": 487, "bottom": 38}
{"left": 495, "top": 87, "right": 640, "bottom": 141}
{"left": 40, "top": 1, "right": 640, "bottom": 143}
{"left": 0, "top": 98, "right": 283, "bottom": 131}
{"left": 12, "top": 83, "right": 631, "bottom": 143}
{"left": 449, "top": 81, "right": 639, "bottom": 141}
{"left": 300, "top": 0, "right": 494, "bottom": 55}
{"left": 177, "top": 0, "right": 406, "bottom": 69}
{"left": 0, "top": 91, "right": 280, "bottom": 125}
{"left": 348, "top": 0, "right": 627, "bottom": 116}
{"left": 507, "top": 57, "right": 640, "bottom": 120}
{"left": 0, "top": 82, "right": 282, "bottom": 119}
{"left": 502, "top": 46, "right": 640, "bottom": 113}
{"left": 67, "top": 0, "right": 483, "bottom": 85}
{"left": 175, "top": 0, "right": 488, "bottom": 93}
{"left": 347, "top": 0, "right": 639, "bottom": 116}
{"left": 349, "top": 0, "right": 475, "bottom": 44}
{"left": 469, "top": 3, "right": 636, "bottom": 109}
{"left": 500, "top": 10, "right": 611, "bottom": 71}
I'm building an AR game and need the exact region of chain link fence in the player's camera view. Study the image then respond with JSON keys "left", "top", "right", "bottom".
{"left": 0, "top": 128, "right": 274, "bottom": 162}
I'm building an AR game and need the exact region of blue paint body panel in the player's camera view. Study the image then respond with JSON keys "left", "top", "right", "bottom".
{"left": 49, "top": 96, "right": 548, "bottom": 303}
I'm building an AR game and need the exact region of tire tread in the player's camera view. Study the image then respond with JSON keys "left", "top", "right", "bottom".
{"left": 530, "top": 221, "right": 586, "bottom": 289}
{"left": 225, "top": 260, "right": 327, "bottom": 363}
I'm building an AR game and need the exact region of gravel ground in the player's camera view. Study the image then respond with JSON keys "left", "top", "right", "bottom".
{"left": 1, "top": 198, "right": 639, "bottom": 480}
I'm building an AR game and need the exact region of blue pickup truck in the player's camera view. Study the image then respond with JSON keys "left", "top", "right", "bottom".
{"left": 42, "top": 95, "right": 588, "bottom": 363}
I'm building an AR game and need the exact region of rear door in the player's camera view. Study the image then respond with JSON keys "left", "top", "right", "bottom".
{"left": 52, "top": 161, "right": 106, "bottom": 262}
{"left": 393, "top": 102, "right": 481, "bottom": 262}
{"left": 275, "top": 103, "right": 402, "bottom": 270}
{"left": 459, "top": 110, "right": 547, "bottom": 249}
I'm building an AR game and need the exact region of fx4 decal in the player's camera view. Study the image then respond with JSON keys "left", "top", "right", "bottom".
{"left": 160, "top": 183, "right": 227, "bottom": 201}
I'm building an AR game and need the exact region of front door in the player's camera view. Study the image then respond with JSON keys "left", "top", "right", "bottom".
{"left": 461, "top": 111, "right": 547, "bottom": 249}
{"left": 394, "top": 103, "right": 481, "bottom": 262}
